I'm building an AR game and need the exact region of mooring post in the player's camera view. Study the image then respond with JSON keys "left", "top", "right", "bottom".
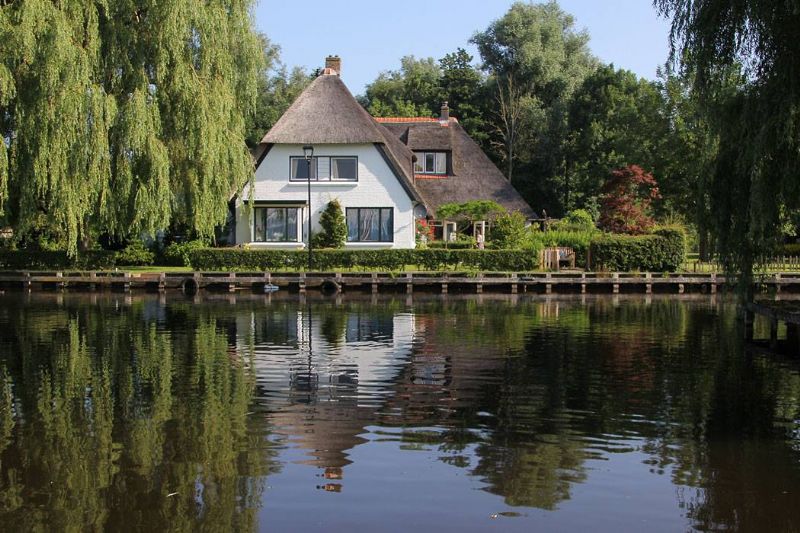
{"left": 581, "top": 272, "right": 587, "bottom": 294}
{"left": 23, "top": 271, "right": 31, "bottom": 292}
{"left": 158, "top": 272, "right": 166, "bottom": 292}
{"left": 678, "top": 283, "right": 685, "bottom": 294}
{"left": 299, "top": 272, "right": 306, "bottom": 294}
{"left": 545, "top": 272, "right": 552, "bottom": 294}
{"left": 406, "top": 272, "right": 413, "bottom": 294}
{"left": 476, "top": 272, "right": 483, "bottom": 294}
{"left": 770, "top": 317, "right": 779, "bottom": 349}
{"left": 710, "top": 273, "right": 717, "bottom": 294}
{"left": 743, "top": 308, "right": 755, "bottom": 340}
{"left": 612, "top": 273, "right": 620, "bottom": 294}
{"left": 775, "top": 273, "right": 782, "bottom": 294}
{"left": 788, "top": 323, "right": 800, "bottom": 354}
{"left": 89, "top": 271, "right": 98, "bottom": 292}
{"left": 441, "top": 272, "right": 448, "bottom": 294}
{"left": 371, "top": 272, "right": 378, "bottom": 294}
{"left": 123, "top": 272, "right": 131, "bottom": 292}
{"left": 645, "top": 272, "right": 652, "bottom": 294}
{"left": 510, "top": 273, "right": 518, "bottom": 294}
{"left": 56, "top": 271, "right": 66, "bottom": 292}
{"left": 227, "top": 272, "right": 236, "bottom": 293}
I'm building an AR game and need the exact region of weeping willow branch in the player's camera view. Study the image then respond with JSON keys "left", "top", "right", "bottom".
{"left": 0, "top": 0, "right": 264, "bottom": 254}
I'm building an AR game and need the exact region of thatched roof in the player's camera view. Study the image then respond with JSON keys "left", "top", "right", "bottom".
{"left": 261, "top": 74, "right": 387, "bottom": 144}
{"left": 258, "top": 72, "right": 423, "bottom": 205}
{"left": 379, "top": 119, "right": 537, "bottom": 218}
{"left": 257, "top": 68, "right": 534, "bottom": 217}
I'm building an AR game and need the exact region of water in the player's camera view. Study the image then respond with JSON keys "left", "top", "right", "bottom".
{"left": 0, "top": 292, "right": 798, "bottom": 532}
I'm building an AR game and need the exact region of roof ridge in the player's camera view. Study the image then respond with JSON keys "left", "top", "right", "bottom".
{"left": 375, "top": 117, "right": 458, "bottom": 124}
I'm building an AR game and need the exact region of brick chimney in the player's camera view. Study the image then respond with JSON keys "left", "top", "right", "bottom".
{"left": 325, "top": 55, "right": 341, "bottom": 75}
{"left": 440, "top": 101, "right": 450, "bottom": 122}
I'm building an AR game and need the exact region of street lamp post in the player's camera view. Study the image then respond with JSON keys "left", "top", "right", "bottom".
{"left": 303, "top": 145, "right": 314, "bottom": 271}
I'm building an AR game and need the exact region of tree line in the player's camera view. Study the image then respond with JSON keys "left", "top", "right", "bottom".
{"left": 1, "top": 0, "right": 797, "bottom": 285}
{"left": 357, "top": 2, "right": 717, "bottom": 246}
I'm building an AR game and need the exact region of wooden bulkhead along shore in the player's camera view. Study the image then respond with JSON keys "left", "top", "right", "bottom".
{"left": 1, "top": 270, "right": 800, "bottom": 295}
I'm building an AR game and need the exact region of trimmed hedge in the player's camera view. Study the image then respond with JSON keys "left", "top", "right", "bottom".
{"left": 187, "top": 248, "right": 540, "bottom": 272}
{"left": 589, "top": 228, "right": 685, "bottom": 272}
{"left": 0, "top": 250, "right": 118, "bottom": 270}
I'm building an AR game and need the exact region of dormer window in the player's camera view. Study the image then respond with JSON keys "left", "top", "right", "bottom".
{"left": 290, "top": 156, "right": 358, "bottom": 181}
{"left": 414, "top": 152, "right": 446, "bottom": 175}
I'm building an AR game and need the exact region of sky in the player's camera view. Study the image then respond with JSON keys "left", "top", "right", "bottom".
{"left": 253, "top": 0, "right": 673, "bottom": 96}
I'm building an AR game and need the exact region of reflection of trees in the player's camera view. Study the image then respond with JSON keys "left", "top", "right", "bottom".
{"left": 2, "top": 293, "right": 800, "bottom": 528}
{"left": 0, "top": 297, "right": 273, "bottom": 531}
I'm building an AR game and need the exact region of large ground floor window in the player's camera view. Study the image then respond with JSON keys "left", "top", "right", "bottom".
{"left": 346, "top": 208, "right": 393, "bottom": 242}
{"left": 254, "top": 206, "right": 299, "bottom": 242}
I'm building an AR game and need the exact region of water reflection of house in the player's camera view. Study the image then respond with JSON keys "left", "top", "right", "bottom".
{"left": 236, "top": 309, "right": 415, "bottom": 480}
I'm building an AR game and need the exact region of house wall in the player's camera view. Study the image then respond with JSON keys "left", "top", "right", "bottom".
{"left": 235, "top": 143, "right": 416, "bottom": 249}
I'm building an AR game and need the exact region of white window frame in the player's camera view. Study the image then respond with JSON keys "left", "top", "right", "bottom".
{"left": 414, "top": 152, "right": 447, "bottom": 175}
{"left": 290, "top": 156, "right": 358, "bottom": 182}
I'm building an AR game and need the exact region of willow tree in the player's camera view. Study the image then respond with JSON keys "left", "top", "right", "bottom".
{"left": 0, "top": 0, "right": 264, "bottom": 253}
{"left": 655, "top": 0, "right": 800, "bottom": 292}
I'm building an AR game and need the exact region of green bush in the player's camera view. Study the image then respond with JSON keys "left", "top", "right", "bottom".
{"left": 490, "top": 212, "right": 528, "bottom": 249}
{"left": 115, "top": 241, "right": 155, "bottom": 266}
{"left": 427, "top": 240, "right": 475, "bottom": 250}
{"left": 589, "top": 227, "right": 685, "bottom": 271}
{"left": 0, "top": 250, "right": 117, "bottom": 270}
{"left": 187, "top": 247, "right": 542, "bottom": 272}
{"left": 315, "top": 199, "right": 347, "bottom": 249}
{"left": 783, "top": 243, "right": 800, "bottom": 256}
{"left": 161, "top": 239, "right": 207, "bottom": 267}
{"left": 551, "top": 209, "right": 596, "bottom": 231}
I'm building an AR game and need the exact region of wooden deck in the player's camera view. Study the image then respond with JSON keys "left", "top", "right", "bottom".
{"left": 745, "top": 300, "right": 800, "bottom": 353}
{"left": 1, "top": 270, "right": 800, "bottom": 295}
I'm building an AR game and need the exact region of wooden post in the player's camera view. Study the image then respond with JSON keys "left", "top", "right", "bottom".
{"left": 299, "top": 272, "right": 306, "bottom": 294}
{"left": 775, "top": 273, "right": 782, "bottom": 294}
{"left": 158, "top": 272, "right": 166, "bottom": 292}
{"left": 23, "top": 271, "right": 31, "bottom": 291}
{"left": 770, "top": 317, "right": 779, "bottom": 349}
{"left": 476, "top": 272, "right": 483, "bottom": 294}
{"left": 227, "top": 272, "right": 236, "bottom": 293}
{"left": 123, "top": 272, "right": 131, "bottom": 292}
{"left": 580, "top": 272, "right": 586, "bottom": 294}
{"left": 56, "top": 272, "right": 66, "bottom": 292}
{"left": 510, "top": 273, "right": 518, "bottom": 294}
{"left": 89, "top": 271, "right": 98, "bottom": 292}
{"left": 441, "top": 272, "right": 448, "bottom": 294}
{"left": 743, "top": 309, "right": 755, "bottom": 340}
{"left": 710, "top": 273, "right": 717, "bottom": 294}
{"left": 645, "top": 272, "right": 652, "bottom": 294}
{"left": 612, "top": 273, "right": 619, "bottom": 294}
{"left": 406, "top": 272, "right": 413, "bottom": 294}
{"left": 371, "top": 272, "right": 378, "bottom": 294}
{"left": 545, "top": 272, "right": 552, "bottom": 294}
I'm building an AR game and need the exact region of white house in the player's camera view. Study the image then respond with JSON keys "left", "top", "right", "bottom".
{"left": 233, "top": 56, "right": 534, "bottom": 249}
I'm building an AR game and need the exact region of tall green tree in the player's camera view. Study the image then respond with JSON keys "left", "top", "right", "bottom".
{"left": 437, "top": 48, "right": 489, "bottom": 144}
{"left": 361, "top": 56, "right": 441, "bottom": 118}
{"left": 655, "top": 0, "right": 800, "bottom": 288}
{"left": 471, "top": 0, "right": 596, "bottom": 204}
{"left": 563, "top": 65, "right": 667, "bottom": 211}
{"left": 0, "top": 0, "right": 265, "bottom": 254}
